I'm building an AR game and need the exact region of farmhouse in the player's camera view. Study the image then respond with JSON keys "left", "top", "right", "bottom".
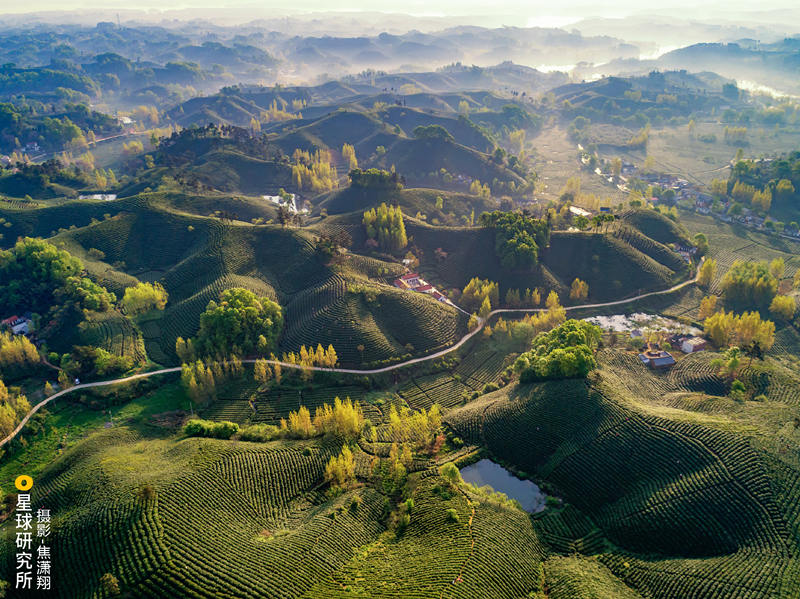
{"left": 681, "top": 336, "right": 708, "bottom": 353}
{"left": 79, "top": 194, "right": 117, "bottom": 201}
{"left": 393, "top": 272, "right": 453, "bottom": 305}
{"left": 638, "top": 349, "right": 676, "bottom": 369}
{"left": 569, "top": 205, "right": 592, "bottom": 218}
{"left": 394, "top": 272, "right": 422, "bottom": 289}
{"left": 1, "top": 315, "right": 32, "bottom": 335}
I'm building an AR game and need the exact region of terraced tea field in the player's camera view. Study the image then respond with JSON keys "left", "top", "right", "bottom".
{"left": 446, "top": 373, "right": 800, "bottom": 599}
{"left": 205, "top": 378, "right": 383, "bottom": 425}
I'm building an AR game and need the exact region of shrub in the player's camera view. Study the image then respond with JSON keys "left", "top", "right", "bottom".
{"left": 238, "top": 423, "right": 280, "bottom": 442}
{"left": 439, "top": 462, "right": 462, "bottom": 486}
{"left": 183, "top": 418, "right": 239, "bottom": 439}
{"left": 482, "top": 382, "right": 500, "bottom": 394}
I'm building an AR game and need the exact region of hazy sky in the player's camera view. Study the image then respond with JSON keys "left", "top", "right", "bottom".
{"left": 3, "top": 0, "right": 800, "bottom": 21}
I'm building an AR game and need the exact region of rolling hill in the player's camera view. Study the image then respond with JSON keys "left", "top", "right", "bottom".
{"left": 405, "top": 218, "right": 690, "bottom": 302}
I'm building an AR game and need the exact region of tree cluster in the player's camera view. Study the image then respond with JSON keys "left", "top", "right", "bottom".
{"left": 181, "top": 356, "right": 244, "bottom": 405}
{"left": 721, "top": 260, "right": 779, "bottom": 309}
{"left": 311, "top": 397, "right": 365, "bottom": 442}
{"left": 63, "top": 345, "right": 133, "bottom": 377}
{"left": 0, "top": 378, "right": 31, "bottom": 437}
{"left": 461, "top": 278, "right": 499, "bottom": 313}
{"left": 373, "top": 442, "right": 412, "bottom": 498}
{"left": 281, "top": 344, "right": 338, "bottom": 369}
{"left": 769, "top": 295, "right": 796, "bottom": 321}
{"left": 569, "top": 278, "right": 589, "bottom": 301}
{"left": 479, "top": 211, "right": 550, "bottom": 270}
{"left": 0, "top": 331, "right": 40, "bottom": 378}
{"left": 728, "top": 152, "right": 800, "bottom": 211}
{"left": 698, "top": 258, "right": 717, "bottom": 288}
{"left": 513, "top": 319, "right": 601, "bottom": 383}
{"left": 504, "top": 287, "right": 541, "bottom": 308}
{"left": 195, "top": 288, "right": 283, "bottom": 356}
{"left": 362, "top": 203, "right": 408, "bottom": 252}
{"left": 387, "top": 404, "right": 442, "bottom": 451}
{"left": 489, "top": 291, "right": 566, "bottom": 346}
{"left": 349, "top": 168, "right": 402, "bottom": 190}
{"left": 291, "top": 148, "right": 338, "bottom": 192}
{"left": 324, "top": 445, "right": 356, "bottom": 490}
{"left": 703, "top": 309, "right": 775, "bottom": 350}
{"left": 413, "top": 124, "right": 455, "bottom": 142}
{"left": 281, "top": 397, "right": 366, "bottom": 442}
{"left": 0, "top": 237, "right": 114, "bottom": 314}
{"left": 121, "top": 282, "right": 168, "bottom": 315}
{"left": 341, "top": 143, "right": 358, "bottom": 170}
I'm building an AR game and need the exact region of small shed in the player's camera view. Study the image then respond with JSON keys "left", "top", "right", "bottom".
{"left": 681, "top": 337, "right": 707, "bottom": 354}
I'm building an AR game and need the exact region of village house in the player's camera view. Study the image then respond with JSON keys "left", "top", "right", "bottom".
{"left": 394, "top": 272, "right": 422, "bottom": 289}
{"left": 393, "top": 272, "right": 453, "bottom": 306}
{"left": 79, "top": 194, "right": 118, "bottom": 201}
{"left": 680, "top": 336, "right": 708, "bottom": 353}
{"left": 569, "top": 205, "right": 592, "bottom": 218}
{"left": 638, "top": 349, "right": 676, "bottom": 369}
{"left": 1, "top": 315, "right": 32, "bottom": 335}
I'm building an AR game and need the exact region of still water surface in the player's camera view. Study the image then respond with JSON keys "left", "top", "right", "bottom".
{"left": 459, "top": 459, "right": 546, "bottom": 513}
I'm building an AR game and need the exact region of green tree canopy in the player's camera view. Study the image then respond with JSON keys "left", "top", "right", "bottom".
{"left": 0, "top": 237, "right": 114, "bottom": 313}
{"left": 479, "top": 211, "right": 550, "bottom": 270}
{"left": 348, "top": 168, "right": 402, "bottom": 190}
{"left": 513, "top": 319, "right": 601, "bottom": 382}
{"left": 121, "top": 282, "right": 169, "bottom": 314}
{"left": 413, "top": 124, "right": 454, "bottom": 142}
{"left": 196, "top": 288, "right": 283, "bottom": 356}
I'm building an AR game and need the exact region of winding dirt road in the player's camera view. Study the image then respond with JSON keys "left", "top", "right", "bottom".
{"left": 0, "top": 263, "right": 701, "bottom": 448}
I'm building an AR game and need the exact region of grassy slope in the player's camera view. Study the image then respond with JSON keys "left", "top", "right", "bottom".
{"left": 375, "top": 137, "right": 526, "bottom": 191}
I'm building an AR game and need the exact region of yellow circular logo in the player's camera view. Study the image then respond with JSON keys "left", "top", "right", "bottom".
{"left": 15, "top": 475, "right": 33, "bottom": 491}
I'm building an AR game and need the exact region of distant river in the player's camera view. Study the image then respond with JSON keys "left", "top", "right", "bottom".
{"left": 459, "top": 459, "right": 546, "bottom": 513}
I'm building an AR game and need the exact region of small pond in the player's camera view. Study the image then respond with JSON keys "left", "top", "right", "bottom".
{"left": 459, "top": 459, "right": 546, "bottom": 513}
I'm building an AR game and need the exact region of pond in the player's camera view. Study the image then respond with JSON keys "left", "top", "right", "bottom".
{"left": 459, "top": 459, "right": 546, "bottom": 513}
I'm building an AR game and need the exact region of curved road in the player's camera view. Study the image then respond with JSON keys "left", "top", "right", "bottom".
{"left": 0, "top": 262, "right": 701, "bottom": 448}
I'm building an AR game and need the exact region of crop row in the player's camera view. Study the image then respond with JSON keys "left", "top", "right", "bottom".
{"left": 155, "top": 456, "right": 386, "bottom": 598}
{"left": 600, "top": 549, "right": 789, "bottom": 599}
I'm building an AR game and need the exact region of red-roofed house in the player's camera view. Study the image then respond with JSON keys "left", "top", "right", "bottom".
{"left": 399, "top": 273, "right": 422, "bottom": 287}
